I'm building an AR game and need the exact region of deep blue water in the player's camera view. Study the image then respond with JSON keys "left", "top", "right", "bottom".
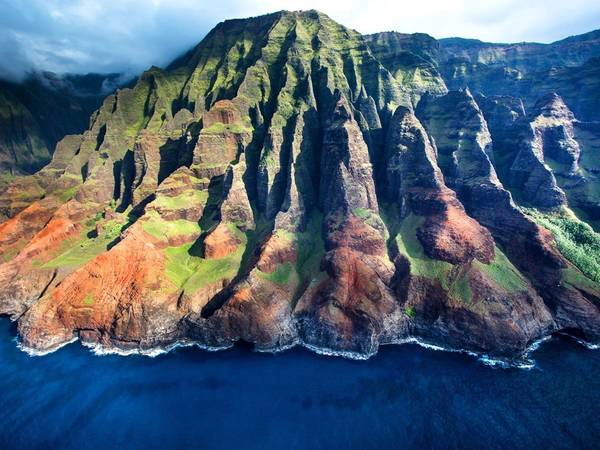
{"left": 0, "top": 319, "right": 599, "bottom": 449}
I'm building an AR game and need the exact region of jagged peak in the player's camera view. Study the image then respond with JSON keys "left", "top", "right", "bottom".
{"left": 533, "top": 92, "right": 575, "bottom": 120}
{"left": 177, "top": 9, "right": 365, "bottom": 71}
{"left": 331, "top": 90, "right": 354, "bottom": 122}
{"left": 197, "top": 9, "right": 342, "bottom": 44}
{"left": 476, "top": 93, "right": 527, "bottom": 119}
{"left": 453, "top": 88, "right": 492, "bottom": 121}
{"left": 459, "top": 86, "right": 474, "bottom": 100}
{"left": 393, "top": 105, "right": 428, "bottom": 133}
{"left": 387, "top": 105, "right": 442, "bottom": 185}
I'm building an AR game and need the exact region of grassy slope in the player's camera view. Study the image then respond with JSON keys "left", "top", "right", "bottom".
{"left": 525, "top": 208, "right": 600, "bottom": 284}
{"left": 43, "top": 217, "right": 129, "bottom": 269}
{"left": 393, "top": 213, "right": 527, "bottom": 302}
{"left": 164, "top": 225, "right": 248, "bottom": 293}
{"left": 257, "top": 213, "right": 326, "bottom": 288}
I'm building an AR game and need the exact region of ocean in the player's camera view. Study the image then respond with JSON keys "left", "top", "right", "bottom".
{"left": 0, "top": 318, "right": 598, "bottom": 449}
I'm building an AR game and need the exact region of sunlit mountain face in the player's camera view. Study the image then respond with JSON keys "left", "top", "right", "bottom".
{"left": 1, "top": 10, "right": 599, "bottom": 363}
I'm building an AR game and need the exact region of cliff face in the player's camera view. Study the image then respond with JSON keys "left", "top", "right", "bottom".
{"left": 438, "top": 31, "right": 600, "bottom": 121}
{"left": 367, "top": 29, "right": 600, "bottom": 122}
{"left": 1, "top": 10, "right": 600, "bottom": 362}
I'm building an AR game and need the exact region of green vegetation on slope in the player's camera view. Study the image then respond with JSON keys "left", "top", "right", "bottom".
{"left": 352, "top": 207, "right": 370, "bottom": 219}
{"left": 257, "top": 213, "right": 326, "bottom": 288}
{"left": 152, "top": 190, "right": 208, "bottom": 210}
{"left": 395, "top": 213, "right": 454, "bottom": 291}
{"left": 392, "top": 213, "right": 527, "bottom": 301}
{"left": 164, "top": 230, "right": 248, "bottom": 293}
{"left": 53, "top": 183, "right": 81, "bottom": 203}
{"left": 202, "top": 122, "right": 250, "bottom": 134}
{"left": 83, "top": 293, "right": 94, "bottom": 306}
{"left": 146, "top": 207, "right": 253, "bottom": 294}
{"left": 164, "top": 244, "right": 202, "bottom": 289}
{"left": 394, "top": 212, "right": 472, "bottom": 302}
{"left": 142, "top": 211, "right": 202, "bottom": 241}
{"left": 474, "top": 247, "right": 528, "bottom": 293}
{"left": 295, "top": 213, "right": 327, "bottom": 283}
{"left": 43, "top": 218, "right": 128, "bottom": 269}
{"left": 185, "top": 245, "right": 245, "bottom": 292}
{"left": 258, "top": 262, "right": 294, "bottom": 285}
{"left": 562, "top": 266, "right": 600, "bottom": 296}
{"left": 525, "top": 208, "right": 600, "bottom": 283}
{"left": 449, "top": 273, "right": 473, "bottom": 303}
{"left": 351, "top": 207, "right": 386, "bottom": 231}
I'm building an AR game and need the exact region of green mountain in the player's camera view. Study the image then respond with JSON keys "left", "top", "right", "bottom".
{"left": 0, "top": 10, "right": 599, "bottom": 363}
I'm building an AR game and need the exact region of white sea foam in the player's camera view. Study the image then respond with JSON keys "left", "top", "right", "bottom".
{"left": 250, "top": 338, "right": 378, "bottom": 360}
{"left": 300, "top": 342, "right": 374, "bottom": 360}
{"left": 81, "top": 340, "right": 233, "bottom": 357}
{"left": 556, "top": 332, "right": 600, "bottom": 350}
{"left": 386, "top": 336, "right": 552, "bottom": 370}
{"left": 12, "top": 327, "right": 597, "bottom": 369}
{"left": 254, "top": 339, "right": 300, "bottom": 354}
{"left": 17, "top": 337, "right": 78, "bottom": 357}
{"left": 581, "top": 342, "right": 600, "bottom": 350}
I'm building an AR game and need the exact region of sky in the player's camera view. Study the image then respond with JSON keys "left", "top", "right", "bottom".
{"left": 1, "top": 0, "right": 599, "bottom": 81}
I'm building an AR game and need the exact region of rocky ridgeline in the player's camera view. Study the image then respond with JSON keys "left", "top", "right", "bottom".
{"left": 0, "top": 11, "right": 599, "bottom": 361}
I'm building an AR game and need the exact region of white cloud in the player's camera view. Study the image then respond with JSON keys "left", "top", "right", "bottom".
{"left": 0, "top": 0, "right": 599, "bottom": 80}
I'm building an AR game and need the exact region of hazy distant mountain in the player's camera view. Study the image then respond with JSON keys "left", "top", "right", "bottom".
{"left": 0, "top": 71, "right": 125, "bottom": 179}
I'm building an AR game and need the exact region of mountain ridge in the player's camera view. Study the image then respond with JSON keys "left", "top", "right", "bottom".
{"left": 0, "top": 10, "right": 599, "bottom": 363}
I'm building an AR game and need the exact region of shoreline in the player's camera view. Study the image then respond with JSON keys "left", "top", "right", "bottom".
{"left": 11, "top": 323, "right": 597, "bottom": 369}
